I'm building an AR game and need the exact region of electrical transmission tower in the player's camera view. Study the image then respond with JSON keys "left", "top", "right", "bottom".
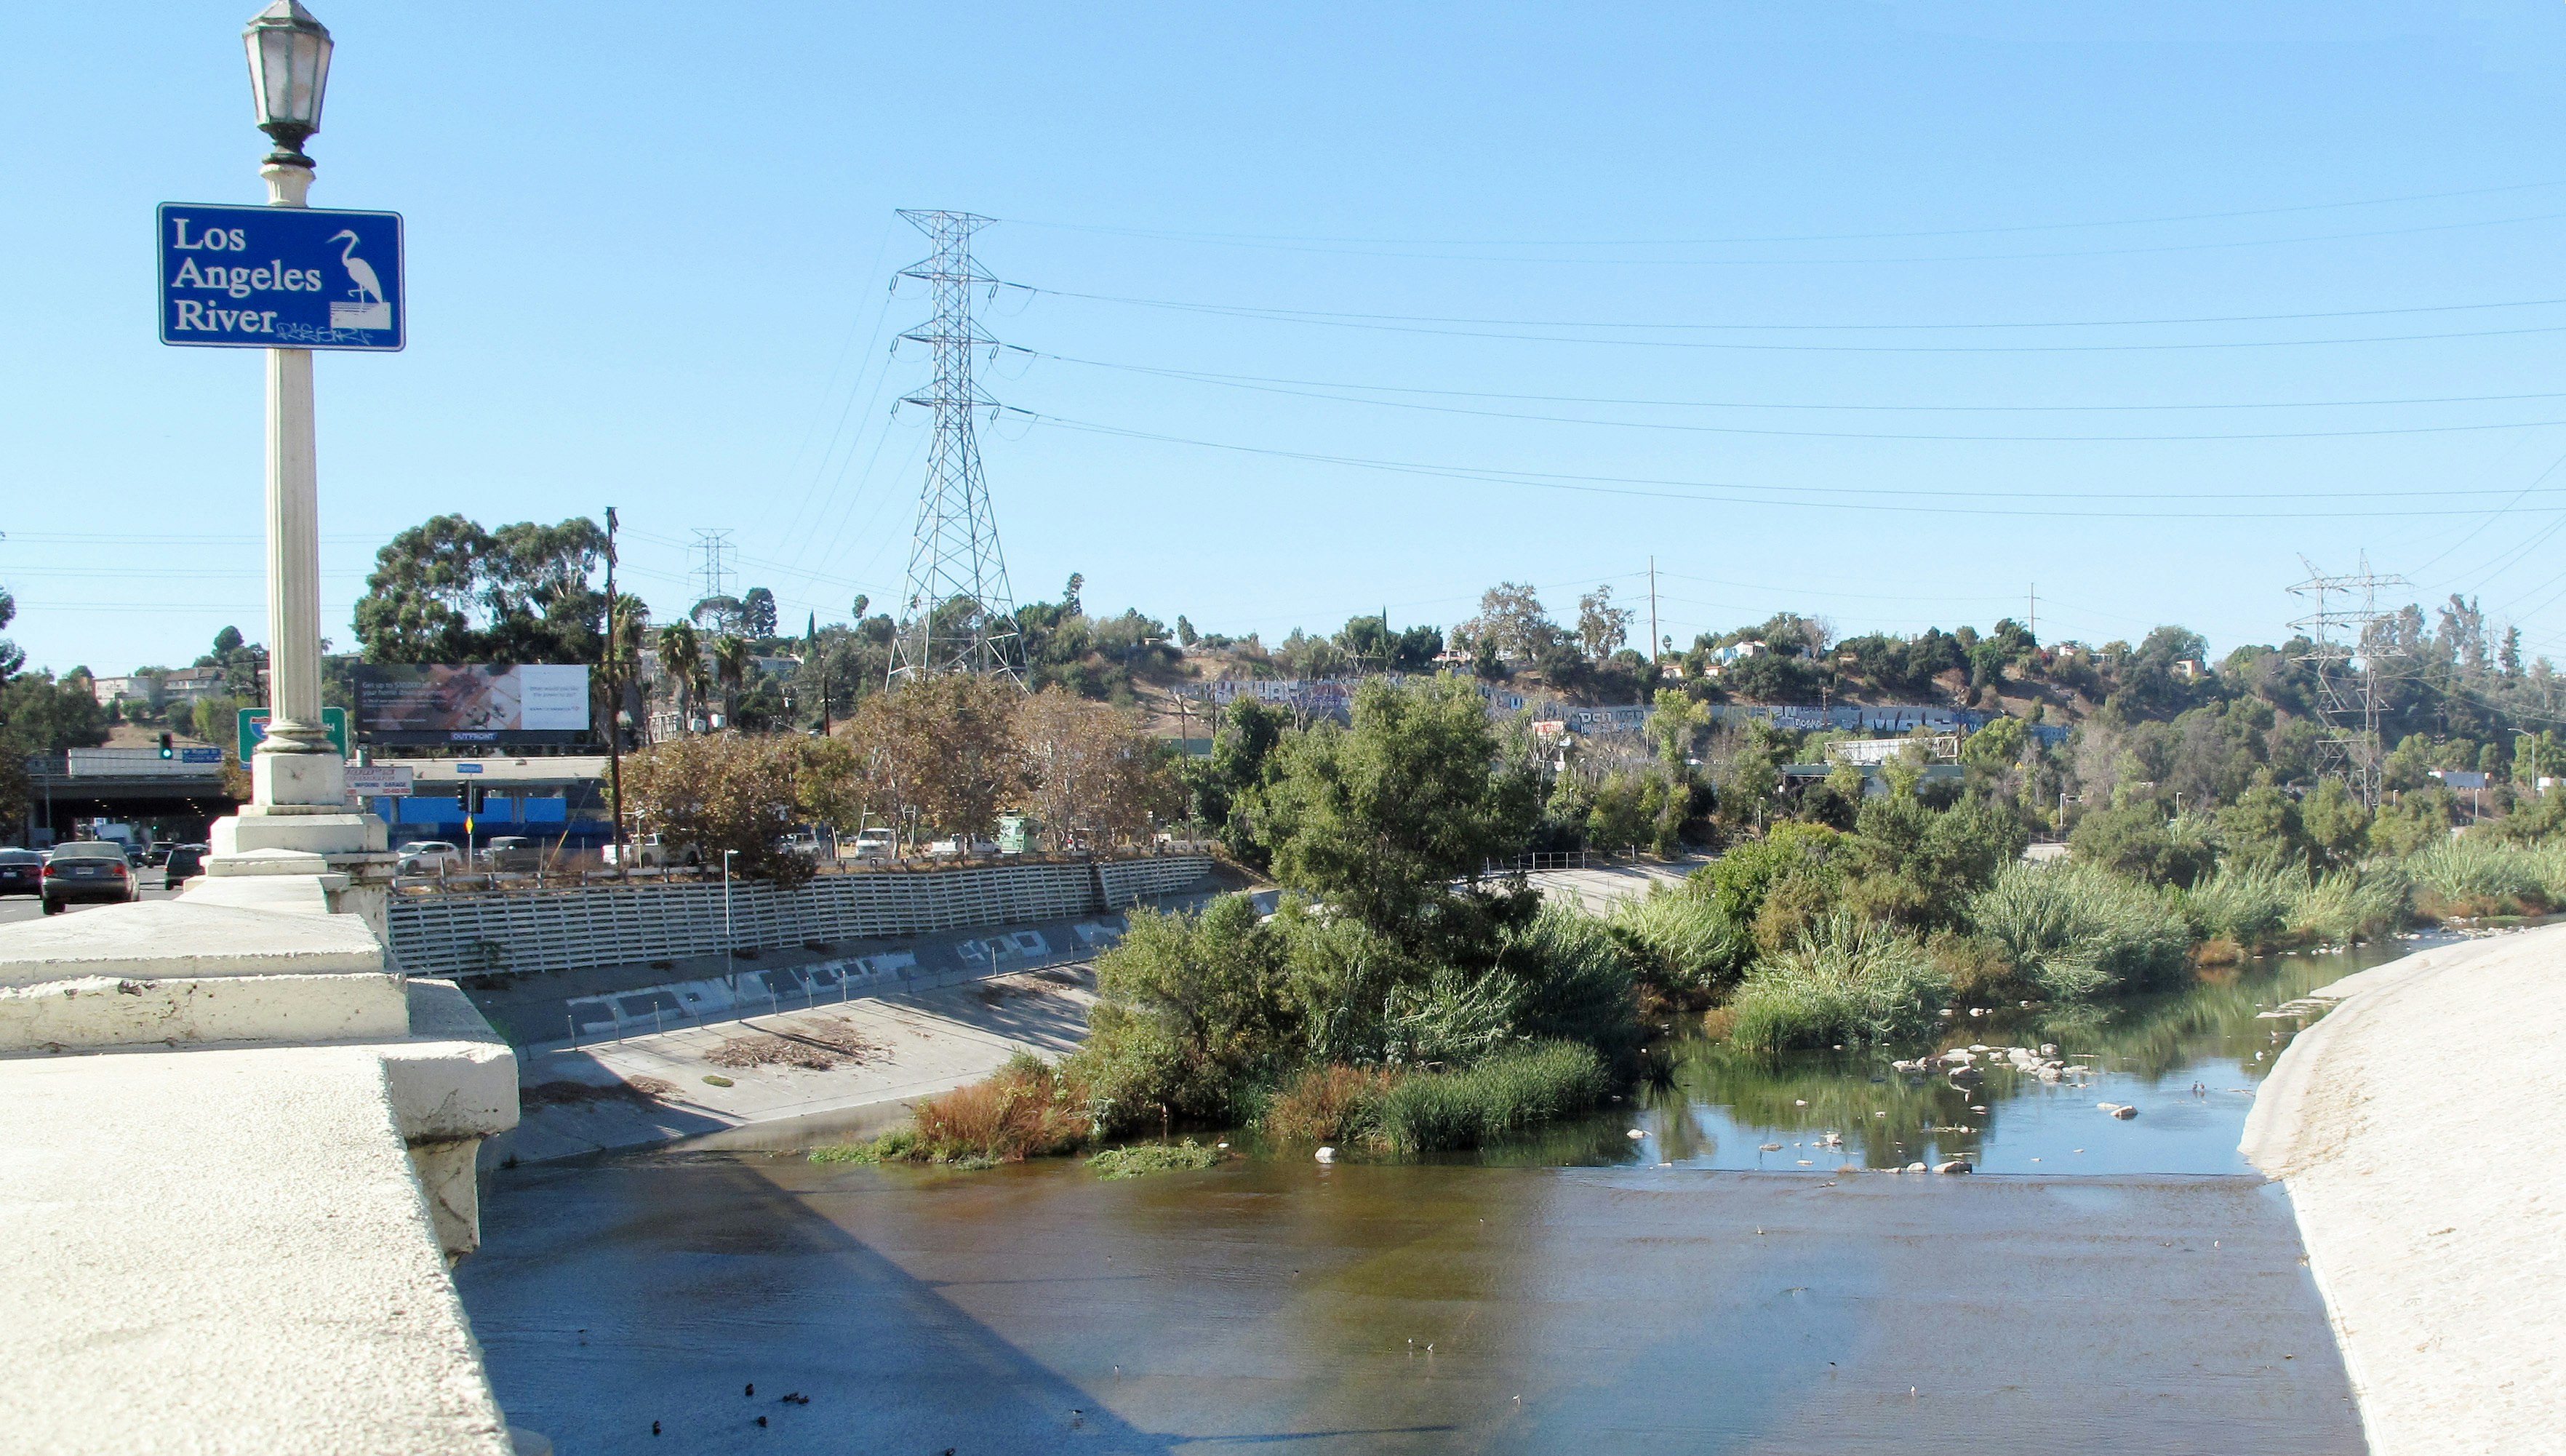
{"left": 690, "top": 529, "right": 735, "bottom": 603}
{"left": 888, "top": 209, "right": 1021, "bottom": 687}
{"left": 687, "top": 529, "right": 741, "bottom": 632}
{"left": 2288, "top": 554, "right": 2410, "bottom": 811}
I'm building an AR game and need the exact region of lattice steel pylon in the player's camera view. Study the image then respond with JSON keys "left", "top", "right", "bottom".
{"left": 887, "top": 209, "right": 1021, "bottom": 687}
{"left": 2288, "top": 553, "right": 2410, "bottom": 811}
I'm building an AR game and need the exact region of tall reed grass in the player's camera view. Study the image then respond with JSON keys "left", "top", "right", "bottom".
{"left": 2288, "top": 868, "right": 2406, "bottom": 942}
{"left": 1727, "top": 913, "right": 1950, "bottom": 1054}
{"left": 2175, "top": 860, "right": 2296, "bottom": 948}
{"left": 1263, "top": 1063, "right": 1398, "bottom": 1145}
{"left": 1967, "top": 861, "right": 2190, "bottom": 1001}
{"left": 1605, "top": 884, "right": 1751, "bottom": 999}
{"left": 1371, "top": 1041, "right": 1610, "bottom": 1153}
{"left": 2405, "top": 836, "right": 2566, "bottom": 913}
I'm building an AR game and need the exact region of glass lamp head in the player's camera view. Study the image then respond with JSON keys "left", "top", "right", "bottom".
{"left": 243, "top": 1, "right": 332, "bottom": 167}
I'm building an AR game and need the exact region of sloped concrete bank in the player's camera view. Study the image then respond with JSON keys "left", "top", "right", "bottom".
{"left": 2242, "top": 923, "right": 2566, "bottom": 1456}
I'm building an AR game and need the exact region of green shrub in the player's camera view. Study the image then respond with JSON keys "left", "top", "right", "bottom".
{"left": 1966, "top": 861, "right": 2191, "bottom": 1001}
{"left": 1068, "top": 895, "right": 1294, "bottom": 1133}
{"left": 1702, "top": 822, "right": 1843, "bottom": 924}
{"left": 1727, "top": 913, "right": 1950, "bottom": 1053}
{"left": 809, "top": 1126, "right": 916, "bottom": 1164}
{"left": 2071, "top": 804, "right": 2215, "bottom": 888}
{"left": 1372, "top": 1041, "right": 1610, "bottom": 1153}
{"left": 1495, "top": 903, "right": 1641, "bottom": 1057}
{"left": 1086, "top": 1140, "right": 1222, "bottom": 1180}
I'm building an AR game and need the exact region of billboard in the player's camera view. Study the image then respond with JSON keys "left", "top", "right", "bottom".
{"left": 351, "top": 665, "right": 591, "bottom": 745}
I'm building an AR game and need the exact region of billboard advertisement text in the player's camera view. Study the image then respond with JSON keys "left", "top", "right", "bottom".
{"left": 352, "top": 665, "right": 591, "bottom": 745}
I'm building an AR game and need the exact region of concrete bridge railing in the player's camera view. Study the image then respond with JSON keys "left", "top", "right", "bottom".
{"left": 0, "top": 849, "right": 527, "bottom": 1455}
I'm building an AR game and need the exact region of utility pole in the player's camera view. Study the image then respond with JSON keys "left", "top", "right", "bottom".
{"left": 604, "top": 505, "right": 626, "bottom": 873}
{"left": 889, "top": 209, "right": 1022, "bottom": 687}
{"left": 2029, "top": 583, "right": 2037, "bottom": 641}
{"left": 1649, "top": 556, "right": 1660, "bottom": 673}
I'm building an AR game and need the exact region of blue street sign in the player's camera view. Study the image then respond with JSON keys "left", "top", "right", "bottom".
{"left": 156, "top": 202, "right": 404, "bottom": 351}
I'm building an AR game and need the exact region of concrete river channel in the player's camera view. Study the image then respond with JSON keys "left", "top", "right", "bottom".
{"left": 457, "top": 938, "right": 2424, "bottom": 1454}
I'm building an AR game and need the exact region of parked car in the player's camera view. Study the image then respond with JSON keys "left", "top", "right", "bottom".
{"left": 781, "top": 830, "right": 831, "bottom": 862}
{"left": 42, "top": 841, "right": 139, "bottom": 914}
{"left": 929, "top": 836, "right": 1002, "bottom": 858}
{"left": 482, "top": 836, "right": 542, "bottom": 873}
{"left": 849, "top": 827, "right": 898, "bottom": 863}
{"left": 0, "top": 848, "right": 42, "bottom": 897}
{"left": 395, "top": 840, "right": 465, "bottom": 875}
{"left": 145, "top": 841, "right": 177, "bottom": 867}
{"left": 162, "top": 845, "right": 207, "bottom": 887}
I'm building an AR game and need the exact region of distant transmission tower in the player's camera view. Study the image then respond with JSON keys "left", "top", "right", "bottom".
{"left": 888, "top": 209, "right": 1021, "bottom": 686}
{"left": 690, "top": 529, "right": 735, "bottom": 604}
{"left": 2288, "top": 553, "right": 2410, "bottom": 811}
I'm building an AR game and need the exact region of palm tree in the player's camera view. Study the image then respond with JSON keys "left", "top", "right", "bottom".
{"left": 658, "top": 620, "right": 701, "bottom": 733}
{"left": 712, "top": 633, "right": 754, "bottom": 726}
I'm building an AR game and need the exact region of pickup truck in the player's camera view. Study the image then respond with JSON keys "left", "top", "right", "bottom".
{"left": 602, "top": 834, "right": 700, "bottom": 868}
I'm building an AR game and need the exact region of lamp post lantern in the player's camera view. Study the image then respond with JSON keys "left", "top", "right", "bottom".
{"left": 244, "top": 1, "right": 332, "bottom": 168}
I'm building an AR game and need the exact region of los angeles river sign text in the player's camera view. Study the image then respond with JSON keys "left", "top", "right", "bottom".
{"left": 156, "top": 203, "right": 404, "bottom": 351}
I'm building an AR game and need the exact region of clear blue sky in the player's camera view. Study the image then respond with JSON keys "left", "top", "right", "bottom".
{"left": 14, "top": 2, "right": 2566, "bottom": 678}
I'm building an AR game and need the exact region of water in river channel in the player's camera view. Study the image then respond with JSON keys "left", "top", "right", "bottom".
{"left": 458, "top": 938, "right": 2418, "bottom": 1454}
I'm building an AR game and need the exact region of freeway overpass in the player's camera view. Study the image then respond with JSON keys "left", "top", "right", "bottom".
{"left": 23, "top": 751, "right": 236, "bottom": 844}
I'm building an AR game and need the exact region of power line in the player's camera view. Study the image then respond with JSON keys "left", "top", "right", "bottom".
{"left": 1003, "top": 177, "right": 2566, "bottom": 249}
{"left": 999, "top": 206, "right": 2566, "bottom": 268}
{"left": 1019, "top": 288, "right": 2566, "bottom": 335}
{"left": 1017, "top": 287, "right": 2566, "bottom": 353}
{"left": 1026, "top": 411, "right": 2566, "bottom": 519}
{"left": 1018, "top": 351, "right": 2566, "bottom": 444}
{"left": 1014, "top": 351, "right": 2566, "bottom": 415}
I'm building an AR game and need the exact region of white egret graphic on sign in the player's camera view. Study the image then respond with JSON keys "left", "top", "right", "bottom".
{"left": 327, "top": 228, "right": 391, "bottom": 332}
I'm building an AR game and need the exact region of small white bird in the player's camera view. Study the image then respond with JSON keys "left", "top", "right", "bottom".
{"left": 327, "top": 230, "right": 384, "bottom": 305}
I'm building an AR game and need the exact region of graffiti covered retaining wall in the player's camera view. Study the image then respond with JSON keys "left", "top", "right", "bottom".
{"left": 386, "top": 856, "right": 1212, "bottom": 979}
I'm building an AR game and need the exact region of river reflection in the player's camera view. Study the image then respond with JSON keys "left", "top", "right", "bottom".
{"left": 1585, "top": 934, "right": 2442, "bottom": 1176}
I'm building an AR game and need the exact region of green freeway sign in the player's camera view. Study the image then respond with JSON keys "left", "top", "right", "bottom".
{"left": 237, "top": 706, "right": 351, "bottom": 761}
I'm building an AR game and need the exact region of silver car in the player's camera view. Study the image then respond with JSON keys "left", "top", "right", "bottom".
{"left": 396, "top": 840, "right": 465, "bottom": 875}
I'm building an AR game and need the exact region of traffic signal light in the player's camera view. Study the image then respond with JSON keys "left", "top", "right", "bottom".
{"left": 158, "top": 732, "right": 173, "bottom": 760}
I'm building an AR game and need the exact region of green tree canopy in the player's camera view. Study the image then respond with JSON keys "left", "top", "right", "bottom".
{"left": 1255, "top": 677, "right": 1537, "bottom": 955}
{"left": 353, "top": 514, "right": 611, "bottom": 665}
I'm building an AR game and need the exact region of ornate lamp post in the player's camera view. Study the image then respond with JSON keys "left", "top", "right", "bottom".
{"left": 207, "top": 1, "right": 385, "bottom": 863}
{"left": 246, "top": 1, "right": 333, "bottom": 773}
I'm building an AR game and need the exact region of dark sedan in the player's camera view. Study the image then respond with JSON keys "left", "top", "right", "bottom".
{"left": 42, "top": 841, "right": 140, "bottom": 914}
{"left": 0, "top": 848, "right": 41, "bottom": 897}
